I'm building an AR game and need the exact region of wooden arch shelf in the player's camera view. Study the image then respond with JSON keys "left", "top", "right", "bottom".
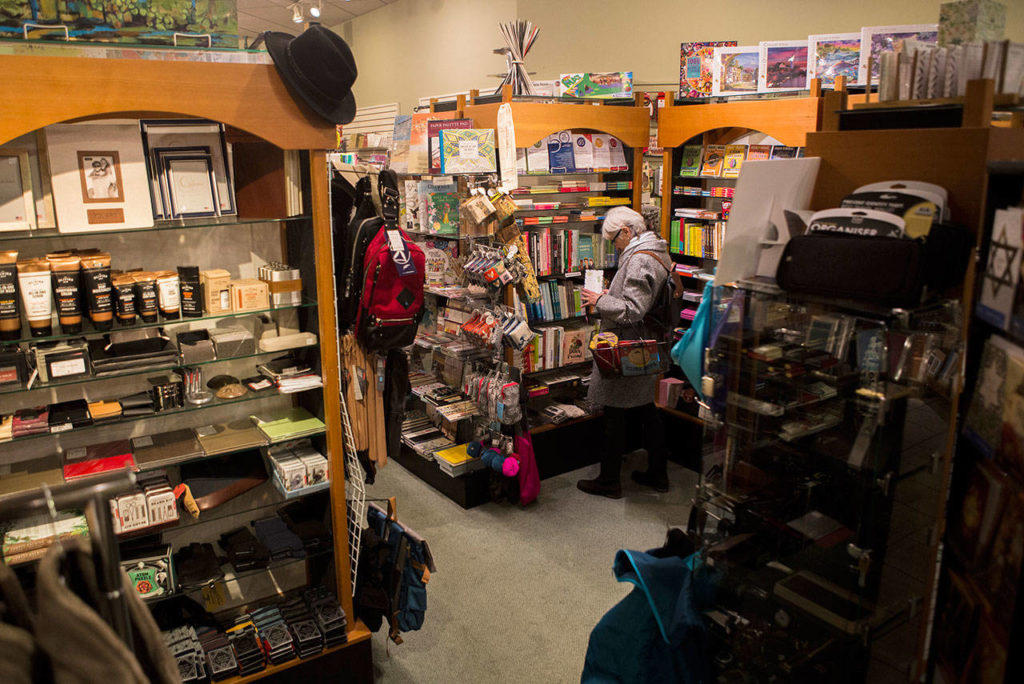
{"left": 657, "top": 95, "right": 824, "bottom": 149}
{"left": 462, "top": 101, "right": 650, "bottom": 149}
{"left": 0, "top": 54, "right": 335, "bottom": 150}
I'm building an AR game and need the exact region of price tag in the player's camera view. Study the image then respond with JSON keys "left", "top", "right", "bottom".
{"left": 386, "top": 229, "right": 418, "bottom": 277}
{"left": 202, "top": 581, "right": 227, "bottom": 612}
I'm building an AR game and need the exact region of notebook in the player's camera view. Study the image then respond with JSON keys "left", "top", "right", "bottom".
{"left": 251, "top": 408, "right": 326, "bottom": 443}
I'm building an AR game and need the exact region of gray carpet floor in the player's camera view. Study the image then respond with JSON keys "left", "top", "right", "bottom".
{"left": 365, "top": 452, "right": 699, "bottom": 684}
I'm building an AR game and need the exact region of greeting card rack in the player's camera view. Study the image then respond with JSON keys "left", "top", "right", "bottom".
{"left": 0, "top": 51, "right": 372, "bottom": 681}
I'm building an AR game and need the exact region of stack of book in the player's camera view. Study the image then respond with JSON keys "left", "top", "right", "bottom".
{"left": 678, "top": 143, "right": 802, "bottom": 178}
{"left": 527, "top": 281, "right": 584, "bottom": 323}
{"left": 433, "top": 443, "right": 486, "bottom": 478}
{"left": 401, "top": 413, "right": 455, "bottom": 458}
{"left": 516, "top": 324, "right": 594, "bottom": 373}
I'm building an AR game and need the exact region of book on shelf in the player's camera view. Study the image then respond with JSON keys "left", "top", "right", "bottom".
{"left": 517, "top": 322, "right": 596, "bottom": 372}
{"left": 547, "top": 131, "right": 577, "bottom": 174}
{"left": 700, "top": 144, "right": 727, "bottom": 177}
{"left": 747, "top": 144, "right": 773, "bottom": 161}
{"left": 440, "top": 128, "right": 497, "bottom": 174}
{"left": 526, "top": 280, "right": 585, "bottom": 323}
{"left": 721, "top": 144, "right": 748, "bottom": 179}
{"left": 678, "top": 144, "right": 703, "bottom": 177}
{"left": 573, "top": 133, "right": 595, "bottom": 172}
{"left": 427, "top": 118, "right": 472, "bottom": 174}
{"left": 770, "top": 145, "right": 800, "bottom": 159}
{"left": 418, "top": 180, "right": 460, "bottom": 235}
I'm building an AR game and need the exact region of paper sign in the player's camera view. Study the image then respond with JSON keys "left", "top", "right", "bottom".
{"left": 584, "top": 269, "right": 604, "bottom": 293}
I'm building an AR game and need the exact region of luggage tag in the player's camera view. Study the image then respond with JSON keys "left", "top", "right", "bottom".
{"left": 386, "top": 229, "right": 418, "bottom": 276}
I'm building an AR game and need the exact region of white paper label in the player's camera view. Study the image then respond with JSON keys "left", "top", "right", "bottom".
{"left": 49, "top": 423, "right": 72, "bottom": 433}
{"left": 458, "top": 140, "right": 479, "bottom": 159}
{"left": 50, "top": 357, "right": 86, "bottom": 377}
{"left": 195, "top": 425, "right": 217, "bottom": 437}
{"left": 133, "top": 436, "right": 154, "bottom": 447}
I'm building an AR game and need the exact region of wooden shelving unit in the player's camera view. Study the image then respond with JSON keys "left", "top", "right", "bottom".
{"left": 0, "top": 52, "right": 370, "bottom": 680}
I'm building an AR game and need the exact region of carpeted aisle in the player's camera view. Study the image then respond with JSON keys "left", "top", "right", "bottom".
{"left": 364, "top": 452, "right": 698, "bottom": 683}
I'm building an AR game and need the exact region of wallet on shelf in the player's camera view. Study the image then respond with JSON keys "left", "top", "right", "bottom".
{"left": 12, "top": 407, "right": 49, "bottom": 438}
{"left": 88, "top": 329, "right": 178, "bottom": 376}
{"left": 48, "top": 399, "right": 93, "bottom": 433}
{"left": 119, "top": 392, "right": 156, "bottom": 417}
{"left": 88, "top": 400, "right": 122, "bottom": 421}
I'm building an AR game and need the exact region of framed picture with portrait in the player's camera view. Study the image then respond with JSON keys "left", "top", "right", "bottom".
{"left": 77, "top": 151, "right": 123, "bottom": 203}
{"left": 44, "top": 123, "right": 154, "bottom": 233}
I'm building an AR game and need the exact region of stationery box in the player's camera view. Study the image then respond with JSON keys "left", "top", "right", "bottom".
{"left": 295, "top": 451, "right": 329, "bottom": 486}
{"left": 200, "top": 269, "right": 232, "bottom": 315}
{"left": 209, "top": 326, "right": 256, "bottom": 358}
{"left": 230, "top": 279, "right": 270, "bottom": 313}
{"left": 30, "top": 339, "right": 91, "bottom": 383}
{"left": 111, "top": 492, "right": 150, "bottom": 533}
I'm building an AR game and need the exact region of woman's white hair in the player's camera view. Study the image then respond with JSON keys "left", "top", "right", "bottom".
{"left": 601, "top": 206, "right": 647, "bottom": 240}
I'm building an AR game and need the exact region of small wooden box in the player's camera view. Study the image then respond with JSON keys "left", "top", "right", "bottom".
{"left": 200, "top": 269, "right": 232, "bottom": 315}
{"left": 230, "top": 278, "right": 270, "bottom": 312}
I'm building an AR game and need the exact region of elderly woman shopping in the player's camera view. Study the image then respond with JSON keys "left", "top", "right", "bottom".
{"left": 577, "top": 206, "right": 674, "bottom": 499}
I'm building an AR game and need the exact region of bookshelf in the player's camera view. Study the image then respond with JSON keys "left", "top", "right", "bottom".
{"left": 0, "top": 52, "right": 370, "bottom": 679}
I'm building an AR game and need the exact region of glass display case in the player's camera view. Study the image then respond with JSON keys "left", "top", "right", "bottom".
{"left": 690, "top": 280, "right": 960, "bottom": 682}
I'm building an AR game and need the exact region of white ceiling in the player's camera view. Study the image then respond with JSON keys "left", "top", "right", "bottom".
{"left": 237, "top": 0, "right": 393, "bottom": 40}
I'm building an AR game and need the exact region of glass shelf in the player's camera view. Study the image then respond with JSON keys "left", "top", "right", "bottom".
{"left": 123, "top": 478, "right": 331, "bottom": 541}
{"left": 5, "top": 384, "right": 316, "bottom": 444}
{"left": 0, "top": 215, "right": 310, "bottom": 243}
{"left": 146, "top": 548, "right": 334, "bottom": 605}
{"left": 133, "top": 427, "right": 326, "bottom": 474}
{"left": 0, "top": 346, "right": 319, "bottom": 397}
{"left": 2, "top": 298, "right": 317, "bottom": 345}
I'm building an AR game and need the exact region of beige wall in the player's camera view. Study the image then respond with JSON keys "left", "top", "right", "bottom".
{"left": 335, "top": 0, "right": 515, "bottom": 114}
{"left": 336, "top": 0, "right": 1024, "bottom": 111}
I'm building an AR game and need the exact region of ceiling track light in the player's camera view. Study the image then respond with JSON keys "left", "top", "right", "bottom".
{"left": 310, "top": 0, "right": 322, "bottom": 18}
{"left": 291, "top": 3, "right": 303, "bottom": 23}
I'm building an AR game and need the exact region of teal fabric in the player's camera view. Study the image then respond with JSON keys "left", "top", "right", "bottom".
{"left": 671, "top": 281, "right": 713, "bottom": 400}
{"left": 581, "top": 550, "right": 717, "bottom": 684}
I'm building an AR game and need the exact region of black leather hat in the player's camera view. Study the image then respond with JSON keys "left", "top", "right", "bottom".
{"left": 263, "top": 25, "right": 358, "bottom": 125}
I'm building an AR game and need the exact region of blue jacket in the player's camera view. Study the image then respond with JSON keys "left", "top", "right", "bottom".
{"left": 581, "top": 550, "right": 717, "bottom": 684}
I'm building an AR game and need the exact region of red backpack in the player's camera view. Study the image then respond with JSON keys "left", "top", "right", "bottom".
{"left": 355, "top": 170, "right": 425, "bottom": 351}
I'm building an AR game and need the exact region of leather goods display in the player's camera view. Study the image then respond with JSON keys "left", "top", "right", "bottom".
{"left": 12, "top": 406, "right": 49, "bottom": 438}
{"left": 252, "top": 515, "right": 306, "bottom": 560}
{"left": 179, "top": 449, "right": 268, "bottom": 511}
{"left": 107, "top": 328, "right": 169, "bottom": 356}
{"left": 0, "top": 345, "right": 29, "bottom": 388}
{"left": 47, "top": 399, "right": 92, "bottom": 433}
{"left": 173, "top": 542, "right": 224, "bottom": 586}
{"left": 251, "top": 407, "right": 326, "bottom": 443}
{"left": 193, "top": 419, "right": 268, "bottom": 456}
{"left": 119, "top": 391, "right": 156, "bottom": 417}
{"left": 87, "top": 399, "right": 122, "bottom": 421}
{"left": 218, "top": 526, "right": 270, "bottom": 571}
{"left": 30, "top": 339, "right": 90, "bottom": 383}
{"left": 132, "top": 429, "right": 205, "bottom": 468}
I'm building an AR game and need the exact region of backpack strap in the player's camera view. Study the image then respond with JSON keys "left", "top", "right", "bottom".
{"left": 378, "top": 169, "right": 401, "bottom": 228}
{"left": 632, "top": 249, "right": 672, "bottom": 274}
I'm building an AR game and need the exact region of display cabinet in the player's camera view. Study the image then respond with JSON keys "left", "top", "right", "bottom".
{"left": 0, "top": 49, "right": 371, "bottom": 681}
{"left": 692, "top": 282, "right": 960, "bottom": 682}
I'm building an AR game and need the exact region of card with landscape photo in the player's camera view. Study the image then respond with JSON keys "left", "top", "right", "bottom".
{"left": 808, "top": 33, "right": 861, "bottom": 86}
{"left": 858, "top": 24, "right": 938, "bottom": 85}
{"left": 759, "top": 40, "right": 810, "bottom": 92}
{"left": 712, "top": 45, "right": 760, "bottom": 96}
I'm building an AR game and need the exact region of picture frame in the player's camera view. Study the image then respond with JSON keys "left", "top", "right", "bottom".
{"left": 141, "top": 120, "right": 236, "bottom": 217}
{"left": 858, "top": 24, "right": 938, "bottom": 86}
{"left": 4, "top": 133, "right": 56, "bottom": 229}
{"left": 77, "top": 151, "right": 123, "bottom": 203}
{"left": 44, "top": 122, "right": 155, "bottom": 233}
{"left": 808, "top": 33, "right": 861, "bottom": 87}
{"left": 152, "top": 146, "right": 213, "bottom": 219}
{"left": 712, "top": 45, "right": 760, "bottom": 96}
{"left": 163, "top": 156, "right": 219, "bottom": 219}
{"left": 0, "top": 149, "right": 36, "bottom": 232}
{"left": 758, "top": 40, "right": 810, "bottom": 92}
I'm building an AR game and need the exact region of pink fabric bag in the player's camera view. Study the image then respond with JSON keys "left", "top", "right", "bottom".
{"left": 514, "top": 427, "right": 540, "bottom": 506}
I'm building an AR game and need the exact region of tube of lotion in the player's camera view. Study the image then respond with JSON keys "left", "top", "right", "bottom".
{"left": 17, "top": 259, "right": 52, "bottom": 337}
{"left": 81, "top": 252, "right": 113, "bottom": 331}
{"left": 0, "top": 251, "right": 20, "bottom": 340}
{"left": 46, "top": 252, "right": 83, "bottom": 334}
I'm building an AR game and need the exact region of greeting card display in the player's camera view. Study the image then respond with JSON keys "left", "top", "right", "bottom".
{"left": 808, "top": 33, "right": 862, "bottom": 85}
{"left": 679, "top": 41, "right": 737, "bottom": 98}
{"left": 759, "top": 40, "right": 810, "bottom": 92}
{"left": 713, "top": 46, "right": 760, "bottom": 96}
